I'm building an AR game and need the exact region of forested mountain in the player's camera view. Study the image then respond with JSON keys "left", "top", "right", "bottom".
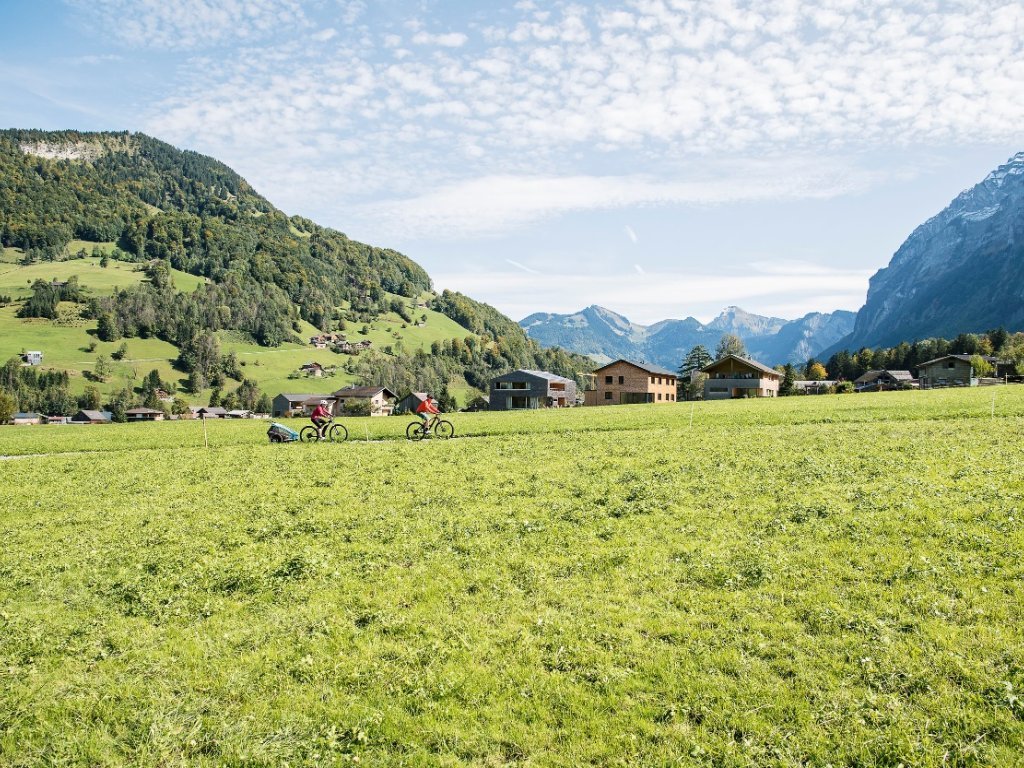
{"left": 0, "top": 129, "right": 592, "bottom": 413}
{"left": 831, "top": 151, "right": 1024, "bottom": 352}
{"left": 521, "top": 305, "right": 855, "bottom": 367}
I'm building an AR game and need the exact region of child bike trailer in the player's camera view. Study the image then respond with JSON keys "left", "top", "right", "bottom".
{"left": 267, "top": 422, "right": 300, "bottom": 443}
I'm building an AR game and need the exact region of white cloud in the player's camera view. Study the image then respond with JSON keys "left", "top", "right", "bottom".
{"left": 411, "top": 31, "right": 469, "bottom": 48}
{"left": 312, "top": 28, "right": 338, "bottom": 42}
{"left": 358, "top": 158, "right": 885, "bottom": 238}
{"left": 71, "top": 0, "right": 310, "bottom": 49}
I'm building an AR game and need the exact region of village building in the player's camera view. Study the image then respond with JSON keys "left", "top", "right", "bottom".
{"left": 271, "top": 393, "right": 323, "bottom": 418}
{"left": 793, "top": 380, "right": 837, "bottom": 395}
{"left": 11, "top": 411, "right": 41, "bottom": 425}
{"left": 916, "top": 354, "right": 1012, "bottom": 388}
{"left": 334, "top": 340, "right": 373, "bottom": 354}
{"left": 310, "top": 332, "right": 343, "bottom": 349}
{"left": 225, "top": 409, "right": 254, "bottom": 419}
{"left": 193, "top": 406, "right": 228, "bottom": 419}
{"left": 71, "top": 410, "right": 112, "bottom": 424}
{"left": 126, "top": 407, "right": 165, "bottom": 421}
{"left": 396, "top": 392, "right": 428, "bottom": 415}
{"left": 21, "top": 351, "right": 43, "bottom": 366}
{"left": 329, "top": 385, "right": 398, "bottom": 416}
{"left": 853, "top": 370, "right": 915, "bottom": 391}
{"left": 489, "top": 370, "right": 577, "bottom": 410}
{"left": 299, "top": 362, "right": 325, "bottom": 377}
{"left": 584, "top": 360, "right": 678, "bottom": 406}
{"left": 701, "top": 355, "right": 781, "bottom": 400}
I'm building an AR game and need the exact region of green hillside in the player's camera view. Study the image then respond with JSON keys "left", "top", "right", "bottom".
{"left": 2, "top": 388, "right": 1023, "bottom": 765}
{"left": 0, "top": 129, "right": 592, "bottom": 412}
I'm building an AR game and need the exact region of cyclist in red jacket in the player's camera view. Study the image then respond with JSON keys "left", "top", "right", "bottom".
{"left": 310, "top": 399, "right": 332, "bottom": 437}
{"left": 415, "top": 392, "right": 440, "bottom": 432}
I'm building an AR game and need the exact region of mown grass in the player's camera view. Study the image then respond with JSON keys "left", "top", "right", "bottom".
{"left": 1, "top": 388, "right": 1023, "bottom": 766}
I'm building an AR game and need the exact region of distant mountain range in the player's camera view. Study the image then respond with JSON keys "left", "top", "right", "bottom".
{"left": 829, "top": 151, "right": 1024, "bottom": 352}
{"left": 525, "top": 150, "right": 1024, "bottom": 367}
{"left": 521, "top": 305, "right": 856, "bottom": 368}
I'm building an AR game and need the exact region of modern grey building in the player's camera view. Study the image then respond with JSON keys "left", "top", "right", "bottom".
{"left": 489, "top": 369, "right": 576, "bottom": 410}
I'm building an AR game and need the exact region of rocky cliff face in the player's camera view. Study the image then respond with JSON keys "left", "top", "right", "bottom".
{"left": 521, "top": 305, "right": 855, "bottom": 367}
{"left": 841, "top": 151, "right": 1024, "bottom": 349}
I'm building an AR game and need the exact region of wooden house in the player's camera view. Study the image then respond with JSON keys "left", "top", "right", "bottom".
{"left": 299, "top": 362, "right": 325, "bottom": 377}
{"left": 396, "top": 392, "right": 428, "bottom": 415}
{"left": 194, "top": 406, "right": 228, "bottom": 419}
{"left": 489, "top": 370, "right": 576, "bottom": 410}
{"left": 71, "top": 410, "right": 112, "bottom": 424}
{"left": 584, "top": 360, "right": 677, "bottom": 406}
{"left": 701, "top": 355, "right": 780, "bottom": 399}
{"left": 271, "top": 393, "right": 323, "bottom": 418}
{"left": 853, "top": 370, "right": 915, "bottom": 391}
{"left": 330, "top": 385, "right": 397, "bottom": 416}
{"left": 917, "top": 354, "right": 1012, "bottom": 388}
{"left": 126, "top": 407, "right": 165, "bottom": 421}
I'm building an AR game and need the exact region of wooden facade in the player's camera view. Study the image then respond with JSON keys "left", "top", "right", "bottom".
{"left": 701, "top": 355, "right": 780, "bottom": 400}
{"left": 489, "top": 370, "right": 577, "bottom": 410}
{"left": 584, "top": 360, "right": 677, "bottom": 406}
{"left": 915, "top": 355, "right": 1011, "bottom": 388}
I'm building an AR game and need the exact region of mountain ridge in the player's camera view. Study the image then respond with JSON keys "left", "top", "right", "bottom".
{"left": 827, "top": 151, "right": 1024, "bottom": 354}
{"left": 520, "top": 304, "right": 856, "bottom": 368}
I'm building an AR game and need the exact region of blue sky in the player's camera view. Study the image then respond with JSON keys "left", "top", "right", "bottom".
{"left": 2, "top": 0, "right": 1022, "bottom": 323}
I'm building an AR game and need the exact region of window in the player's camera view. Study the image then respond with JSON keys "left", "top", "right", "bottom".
{"left": 618, "top": 375, "right": 624, "bottom": 384}
{"left": 657, "top": 393, "right": 662, "bottom": 400}
{"left": 605, "top": 375, "right": 613, "bottom": 384}
{"left": 710, "top": 386, "right": 727, "bottom": 393}
{"left": 509, "top": 396, "right": 530, "bottom": 409}
{"left": 947, "top": 361, "right": 956, "bottom": 369}
{"left": 604, "top": 391, "right": 612, "bottom": 400}
{"left": 497, "top": 381, "right": 528, "bottom": 389}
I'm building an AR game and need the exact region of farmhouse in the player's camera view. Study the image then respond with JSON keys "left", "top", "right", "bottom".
{"left": 193, "top": 406, "right": 228, "bottom": 419}
{"left": 310, "top": 333, "right": 342, "bottom": 349}
{"left": 271, "top": 394, "right": 323, "bottom": 418}
{"left": 11, "top": 412, "right": 41, "bottom": 425}
{"left": 584, "top": 360, "right": 677, "bottom": 406}
{"left": 331, "top": 385, "right": 397, "bottom": 416}
{"left": 701, "top": 355, "right": 780, "bottom": 399}
{"left": 126, "top": 407, "right": 165, "bottom": 421}
{"left": 793, "top": 380, "right": 837, "bottom": 395}
{"left": 334, "top": 340, "right": 373, "bottom": 354}
{"left": 71, "top": 410, "right": 112, "bottom": 424}
{"left": 916, "top": 354, "right": 1011, "bottom": 388}
{"left": 489, "top": 369, "right": 577, "bottom": 410}
{"left": 396, "top": 392, "right": 427, "bottom": 415}
{"left": 21, "top": 351, "right": 43, "bottom": 366}
{"left": 299, "top": 362, "right": 326, "bottom": 378}
{"left": 853, "top": 370, "right": 915, "bottom": 391}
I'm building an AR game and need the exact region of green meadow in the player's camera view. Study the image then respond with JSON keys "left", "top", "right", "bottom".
{"left": 0, "top": 250, "right": 479, "bottom": 403}
{"left": 2, "top": 387, "right": 1023, "bottom": 766}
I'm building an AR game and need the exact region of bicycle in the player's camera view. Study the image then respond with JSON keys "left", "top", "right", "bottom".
{"left": 299, "top": 417, "right": 349, "bottom": 443}
{"left": 406, "top": 413, "right": 454, "bottom": 440}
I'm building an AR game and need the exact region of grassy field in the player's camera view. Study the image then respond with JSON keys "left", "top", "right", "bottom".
{"left": 2, "top": 387, "right": 1023, "bottom": 766}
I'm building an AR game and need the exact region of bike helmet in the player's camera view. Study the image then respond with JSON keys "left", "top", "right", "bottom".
{"left": 320, "top": 399, "right": 329, "bottom": 405}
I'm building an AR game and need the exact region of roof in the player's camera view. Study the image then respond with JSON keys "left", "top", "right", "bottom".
{"left": 73, "top": 410, "right": 110, "bottom": 421}
{"left": 917, "top": 354, "right": 1004, "bottom": 368}
{"left": 400, "top": 391, "right": 428, "bottom": 401}
{"left": 276, "top": 393, "right": 322, "bottom": 403}
{"left": 332, "top": 385, "right": 398, "bottom": 399}
{"left": 701, "top": 354, "right": 780, "bottom": 377}
{"left": 126, "top": 407, "right": 163, "bottom": 415}
{"left": 197, "top": 406, "right": 228, "bottom": 415}
{"left": 227, "top": 409, "right": 252, "bottom": 416}
{"left": 887, "top": 370, "right": 914, "bottom": 380}
{"left": 592, "top": 359, "right": 677, "bottom": 377}
{"left": 493, "top": 369, "right": 574, "bottom": 383}
{"left": 13, "top": 412, "right": 40, "bottom": 419}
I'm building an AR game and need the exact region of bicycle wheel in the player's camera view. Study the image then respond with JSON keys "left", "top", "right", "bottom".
{"left": 434, "top": 420, "right": 454, "bottom": 439}
{"left": 327, "top": 423, "right": 348, "bottom": 442}
{"left": 299, "top": 426, "right": 319, "bottom": 443}
{"left": 406, "top": 421, "right": 425, "bottom": 440}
